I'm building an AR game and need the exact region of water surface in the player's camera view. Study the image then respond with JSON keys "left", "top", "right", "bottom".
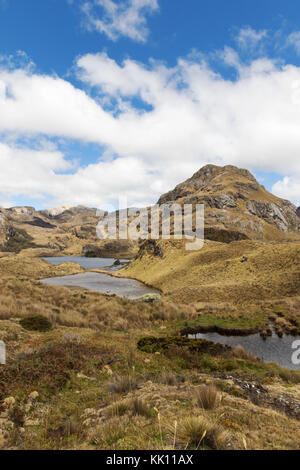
{"left": 189, "top": 332, "right": 300, "bottom": 370}
{"left": 43, "top": 256, "right": 129, "bottom": 271}
{"left": 40, "top": 272, "right": 160, "bottom": 300}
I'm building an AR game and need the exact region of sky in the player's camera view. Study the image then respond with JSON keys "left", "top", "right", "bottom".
{"left": 0, "top": 0, "right": 300, "bottom": 210}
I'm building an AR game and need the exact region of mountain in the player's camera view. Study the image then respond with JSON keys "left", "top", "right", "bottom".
{"left": 121, "top": 164, "right": 300, "bottom": 310}
{"left": 158, "top": 164, "right": 300, "bottom": 241}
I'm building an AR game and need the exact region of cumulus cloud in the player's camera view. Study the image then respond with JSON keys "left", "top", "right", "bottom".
{"left": 82, "top": 0, "right": 159, "bottom": 42}
{"left": 1, "top": 44, "right": 300, "bottom": 207}
{"left": 0, "top": 142, "right": 158, "bottom": 208}
{"left": 272, "top": 177, "right": 300, "bottom": 207}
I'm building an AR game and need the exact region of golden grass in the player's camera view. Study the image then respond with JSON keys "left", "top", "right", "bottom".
{"left": 120, "top": 239, "right": 300, "bottom": 310}
{"left": 0, "top": 254, "right": 194, "bottom": 332}
{"left": 195, "top": 385, "right": 219, "bottom": 410}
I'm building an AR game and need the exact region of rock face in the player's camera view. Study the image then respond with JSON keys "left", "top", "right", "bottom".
{"left": 157, "top": 164, "right": 300, "bottom": 241}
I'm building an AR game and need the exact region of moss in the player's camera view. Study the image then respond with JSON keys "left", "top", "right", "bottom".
{"left": 19, "top": 315, "right": 53, "bottom": 332}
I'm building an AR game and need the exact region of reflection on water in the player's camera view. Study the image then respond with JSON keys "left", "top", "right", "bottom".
{"left": 40, "top": 272, "right": 160, "bottom": 300}
{"left": 43, "top": 256, "right": 130, "bottom": 270}
{"left": 189, "top": 332, "right": 300, "bottom": 370}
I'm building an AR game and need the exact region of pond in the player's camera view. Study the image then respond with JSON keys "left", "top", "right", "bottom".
{"left": 40, "top": 271, "right": 161, "bottom": 300}
{"left": 189, "top": 332, "right": 300, "bottom": 370}
{"left": 43, "top": 256, "right": 130, "bottom": 271}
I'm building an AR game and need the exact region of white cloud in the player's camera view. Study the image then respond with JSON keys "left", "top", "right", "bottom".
{"left": 236, "top": 27, "right": 268, "bottom": 51}
{"left": 272, "top": 177, "right": 300, "bottom": 207}
{"left": 0, "top": 142, "right": 157, "bottom": 208}
{"left": 82, "top": 0, "right": 159, "bottom": 42}
{"left": 287, "top": 31, "right": 300, "bottom": 55}
{"left": 1, "top": 45, "right": 300, "bottom": 207}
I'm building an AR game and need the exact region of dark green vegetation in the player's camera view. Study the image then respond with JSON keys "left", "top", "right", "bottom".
{"left": 20, "top": 315, "right": 52, "bottom": 332}
{"left": 137, "top": 335, "right": 232, "bottom": 355}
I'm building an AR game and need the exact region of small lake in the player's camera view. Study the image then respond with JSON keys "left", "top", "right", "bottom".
{"left": 189, "top": 332, "right": 300, "bottom": 370}
{"left": 40, "top": 272, "right": 161, "bottom": 299}
{"left": 43, "top": 256, "right": 130, "bottom": 271}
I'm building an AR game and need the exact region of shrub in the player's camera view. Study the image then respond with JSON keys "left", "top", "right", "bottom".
{"left": 196, "top": 385, "right": 218, "bottom": 410}
{"left": 20, "top": 315, "right": 52, "bottom": 332}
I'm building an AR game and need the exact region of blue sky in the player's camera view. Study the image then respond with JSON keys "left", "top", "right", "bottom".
{"left": 0, "top": 0, "right": 300, "bottom": 209}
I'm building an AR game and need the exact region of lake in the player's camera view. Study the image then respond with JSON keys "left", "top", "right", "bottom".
{"left": 189, "top": 331, "right": 300, "bottom": 370}
{"left": 43, "top": 256, "right": 130, "bottom": 271}
{"left": 41, "top": 263, "right": 160, "bottom": 300}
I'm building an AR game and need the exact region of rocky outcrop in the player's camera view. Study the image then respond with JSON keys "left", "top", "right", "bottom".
{"left": 137, "top": 240, "right": 164, "bottom": 259}
{"left": 245, "top": 200, "right": 299, "bottom": 232}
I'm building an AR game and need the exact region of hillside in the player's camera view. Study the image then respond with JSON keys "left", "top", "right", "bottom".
{"left": 0, "top": 205, "right": 136, "bottom": 258}
{"left": 120, "top": 165, "right": 300, "bottom": 332}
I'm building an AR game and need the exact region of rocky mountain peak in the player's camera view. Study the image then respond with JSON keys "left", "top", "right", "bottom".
{"left": 157, "top": 164, "right": 300, "bottom": 241}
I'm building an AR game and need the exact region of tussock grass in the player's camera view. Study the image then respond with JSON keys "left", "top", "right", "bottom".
{"left": 157, "top": 370, "right": 183, "bottom": 386}
{"left": 92, "top": 417, "right": 128, "bottom": 447}
{"left": 130, "top": 397, "right": 153, "bottom": 418}
{"left": 107, "top": 374, "right": 138, "bottom": 395}
{"left": 175, "top": 415, "right": 229, "bottom": 450}
{"left": 233, "top": 345, "right": 258, "bottom": 362}
{"left": 105, "top": 397, "right": 153, "bottom": 419}
{"left": 195, "top": 385, "right": 219, "bottom": 410}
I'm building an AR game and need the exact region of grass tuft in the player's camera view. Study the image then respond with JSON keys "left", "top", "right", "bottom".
{"left": 195, "top": 385, "right": 219, "bottom": 410}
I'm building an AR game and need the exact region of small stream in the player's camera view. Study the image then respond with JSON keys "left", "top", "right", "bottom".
{"left": 189, "top": 332, "right": 300, "bottom": 370}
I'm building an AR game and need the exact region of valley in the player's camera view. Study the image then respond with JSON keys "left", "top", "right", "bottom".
{"left": 0, "top": 164, "right": 300, "bottom": 450}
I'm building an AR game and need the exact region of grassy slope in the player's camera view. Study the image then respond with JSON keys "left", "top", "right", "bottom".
{"left": 119, "top": 239, "right": 300, "bottom": 330}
